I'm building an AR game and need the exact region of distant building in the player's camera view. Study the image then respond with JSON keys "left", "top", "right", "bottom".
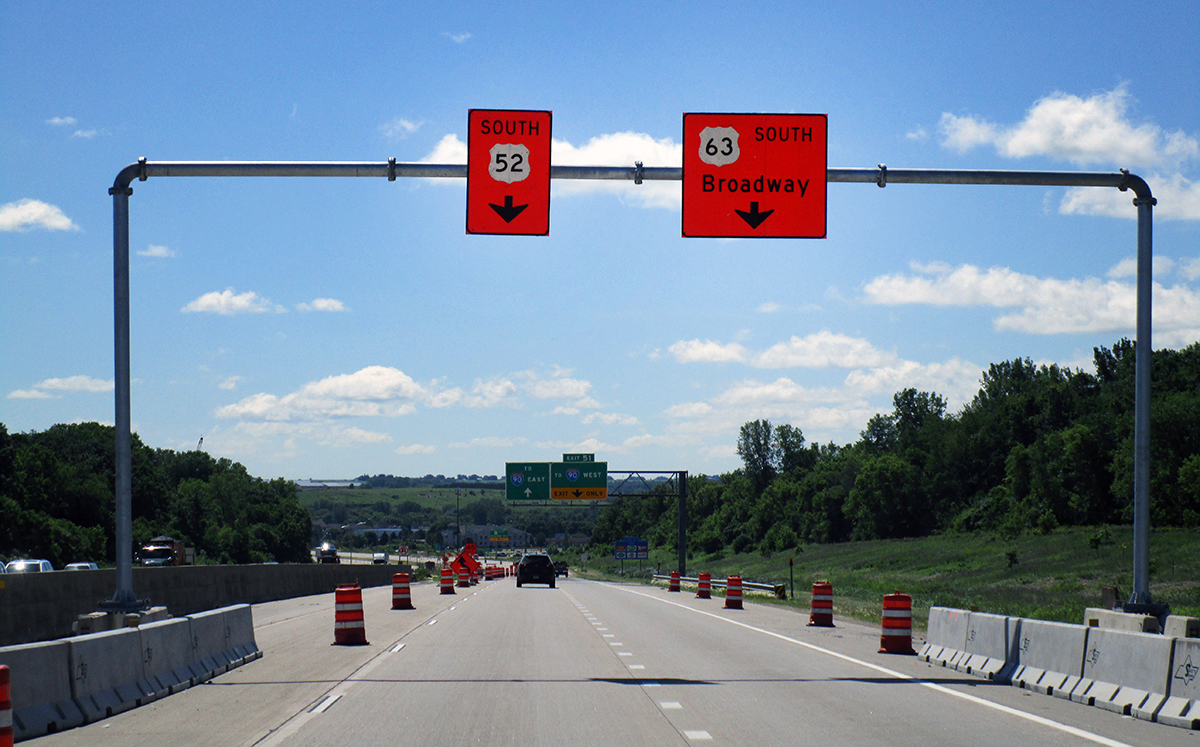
{"left": 442, "top": 524, "right": 529, "bottom": 550}
{"left": 295, "top": 478, "right": 364, "bottom": 490}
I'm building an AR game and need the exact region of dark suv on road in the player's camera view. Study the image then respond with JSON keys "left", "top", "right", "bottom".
{"left": 553, "top": 561, "right": 569, "bottom": 578}
{"left": 516, "top": 553, "right": 556, "bottom": 588}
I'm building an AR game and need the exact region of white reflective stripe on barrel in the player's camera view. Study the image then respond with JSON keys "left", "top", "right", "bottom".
{"left": 882, "top": 609, "right": 911, "bottom": 617}
{"left": 335, "top": 603, "right": 363, "bottom": 611}
{"left": 334, "top": 621, "right": 365, "bottom": 629}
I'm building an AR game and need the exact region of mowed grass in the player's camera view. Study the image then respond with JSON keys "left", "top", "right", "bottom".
{"left": 573, "top": 526, "right": 1200, "bottom": 630}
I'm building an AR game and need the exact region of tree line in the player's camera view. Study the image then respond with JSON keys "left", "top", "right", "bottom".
{"left": 591, "top": 339, "right": 1200, "bottom": 555}
{"left": 0, "top": 422, "right": 312, "bottom": 567}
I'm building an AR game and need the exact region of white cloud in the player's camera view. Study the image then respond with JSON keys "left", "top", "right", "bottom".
{"left": 863, "top": 261, "right": 1200, "bottom": 343}
{"left": 7, "top": 389, "right": 55, "bottom": 399}
{"left": 296, "top": 298, "right": 348, "bottom": 312}
{"left": 317, "top": 426, "right": 392, "bottom": 446}
{"left": 138, "top": 244, "right": 177, "bottom": 257}
{"left": 664, "top": 402, "right": 712, "bottom": 418}
{"left": 550, "top": 132, "right": 682, "bottom": 208}
{"left": 551, "top": 406, "right": 580, "bottom": 416}
{"left": 751, "top": 331, "right": 897, "bottom": 369}
{"left": 72, "top": 129, "right": 101, "bottom": 139}
{"left": 1181, "top": 258, "right": 1200, "bottom": 282}
{"left": 1060, "top": 172, "right": 1200, "bottom": 221}
{"left": 46, "top": 116, "right": 76, "bottom": 126}
{"left": 396, "top": 443, "right": 436, "bottom": 455}
{"left": 0, "top": 198, "right": 79, "bottom": 232}
{"left": 582, "top": 412, "right": 638, "bottom": 426}
{"left": 380, "top": 118, "right": 422, "bottom": 139}
{"left": 668, "top": 339, "right": 747, "bottom": 363}
{"left": 9, "top": 375, "right": 114, "bottom": 398}
{"left": 757, "top": 302, "right": 781, "bottom": 313}
{"left": 449, "top": 436, "right": 526, "bottom": 448}
{"left": 216, "top": 366, "right": 438, "bottom": 421}
{"left": 526, "top": 377, "right": 592, "bottom": 400}
{"left": 443, "top": 32, "right": 472, "bottom": 43}
{"left": 464, "top": 378, "right": 517, "bottom": 407}
{"left": 182, "top": 289, "right": 276, "bottom": 315}
{"left": 218, "top": 376, "right": 241, "bottom": 390}
{"left": 420, "top": 134, "right": 468, "bottom": 164}
{"left": 939, "top": 87, "right": 1198, "bottom": 168}
{"left": 905, "top": 127, "right": 928, "bottom": 141}
{"left": 1106, "top": 256, "right": 1175, "bottom": 279}
{"left": 33, "top": 375, "right": 114, "bottom": 392}
{"left": 938, "top": 87, "right": 1199, "bottom": 222}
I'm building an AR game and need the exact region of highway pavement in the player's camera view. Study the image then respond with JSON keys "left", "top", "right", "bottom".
{"left": 34, "top": 575, "right": 1199, "bottom": 746}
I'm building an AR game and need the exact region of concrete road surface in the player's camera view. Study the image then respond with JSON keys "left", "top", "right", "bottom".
{"left": 34, "top": 576, "right": 1198, "bottom": 746}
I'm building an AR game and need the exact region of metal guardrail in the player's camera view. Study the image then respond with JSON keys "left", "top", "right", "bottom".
{"left": 652, "top": 574, "right": 786, "bottom": 600}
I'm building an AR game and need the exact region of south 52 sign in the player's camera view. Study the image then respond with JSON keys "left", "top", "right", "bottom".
{"left": 682, "top": 113, "right": 827, "bottom": 239}
{"left": 467, "top": 109, "right": 552, "bottom": 235}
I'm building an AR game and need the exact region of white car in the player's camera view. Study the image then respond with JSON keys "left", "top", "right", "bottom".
{"left": 65, "top": 562, "right": 100, "bottom": 571}
{"left": 6, "top": 559, "right": 54, "bottom": 573}
{"left": 372, "top": 552, "right": 388, "bottom": 565}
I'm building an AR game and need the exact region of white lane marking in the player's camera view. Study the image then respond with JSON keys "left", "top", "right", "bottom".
{"left": 661, "top": 701, "right": 682, "bottom": 709}
{"left": 628, "top": 664, "right": 645, "bottom": 670}
{"left": 684, "top": 730, "right": 712, "bottom": 740}
{"left": 449, "top": 606, "right": 457, "bottom": 610}
{"left": 427, "top": 619, "right": 438, "bottom": 626}
{"left": 618, "top": 652, "right": 633, "bottom": 657}
{"left": 609, "top": 642, "right": 623, "bottom": 645}
{"left": 390, "top": 643, "right": 406, "bottom": 653}
{"left": 597, "top": 627, "right": 608, "bottom": 631}
{"left": 615, "top": 586, "right": 1138, "bottom": 747}
{"left": 310, "top": 694, "right": 341, "bottom": 714}
{"left": 642, "top": 681, "right": 661, "bottom": 687}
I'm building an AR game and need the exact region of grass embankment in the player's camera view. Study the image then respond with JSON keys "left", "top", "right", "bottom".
{"left": 571, "top": 526, "right": 1200, "bottom": 631}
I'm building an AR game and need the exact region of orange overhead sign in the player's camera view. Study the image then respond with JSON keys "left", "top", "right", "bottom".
{"left": 682, "top": 112, "right": 827, "bottom": 238}
{"left": 467, "top": 109, "right": 552, "bottom": 235}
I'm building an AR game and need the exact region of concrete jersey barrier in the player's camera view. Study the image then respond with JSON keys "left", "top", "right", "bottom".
{"left": 955, "top": 612, "right": 1017, "bottom": 682}
{"left": 1156, "top": 638, "right": 1200, "bottom": 729}
{"left": 0, "top": 639, "right": 84, "bottom": 740}
{"left": 0, "top": 603, "right": 260, "bottom": 741}
{"left": 1069, "top": 627, "right": 1174, "bottom": 720}
{"left": 919, "top": 607, "right": 970, "bottom": 668}
{"left": 1009, "top": 617, "right": 1088, "bottom": 697}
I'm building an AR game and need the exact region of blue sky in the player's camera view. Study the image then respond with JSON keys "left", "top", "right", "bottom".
{"left": 2, "top": 2, "right": 1198, "bottom": 481}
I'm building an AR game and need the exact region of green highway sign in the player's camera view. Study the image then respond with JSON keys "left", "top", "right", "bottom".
{"left": 506, "top": 462, "right": 550, "bottom": 501}
{"left": 562, "top": 453, "right": 595, "bottom": 462}
{"left": 551, "top": 461, "right": 607, "bottom": 500}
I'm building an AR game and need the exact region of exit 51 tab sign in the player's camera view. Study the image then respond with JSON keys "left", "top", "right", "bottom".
{"left": 682, "top": 113, "right": 827, "bottom": 239}
{"left": 467, "top": 109, "right": 552, "bottom": 235}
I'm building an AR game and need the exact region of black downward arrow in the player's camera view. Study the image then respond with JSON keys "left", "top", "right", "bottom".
{"left": 489, "top": 195, "right": 529, "bottom": 223}
{"left": 572, "top": 489, "right": 583, "bottom": 498}
{"left": 735, "top": 201, "right": 774, "bottom": 229}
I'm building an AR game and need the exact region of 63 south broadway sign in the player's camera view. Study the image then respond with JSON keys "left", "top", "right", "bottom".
{"left": 682, "top": 113, "right": 827, "bottom": 238}
{"left": 467, "top": 109, "right": 552, "bottom": 235}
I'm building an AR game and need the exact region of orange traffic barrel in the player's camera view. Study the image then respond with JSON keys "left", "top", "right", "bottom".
{"left": 440, "top": 567, "right": 456, "bottom": 595}
{"left": 392, "top": 573, "right": 414, "bottom": 610}
{"left": 668, "top": 570, "right": 681, "bottom": 592}
{"left": 334, "top": 584, "right": 368, "bottom": 645}
{"left": 878, "top": 592, "right": 916, "bottom": 654}
{"left": 696, "top": 572, "right": 712, "bottom": 599}
{"left": 1, "top": 664, "right": 12, "bottom": 747}
{"left": 725, "top": 576, "right": 743, "bottom": 609}
{"left": 457, "top": 568, "right": 470, "bottom": 588}
{"left": 809, "top": 581, "right": 834, "bottom": 627}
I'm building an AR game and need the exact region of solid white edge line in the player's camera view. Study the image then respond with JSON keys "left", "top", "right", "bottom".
{"left": 390, "top": 642, "right": 406, "bottom": 653}
{"left": 310, "top": 694, "right": 341, "bottom": 714}
{"left": 613, "top": 585, "right": 1137, "bottom": 747}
